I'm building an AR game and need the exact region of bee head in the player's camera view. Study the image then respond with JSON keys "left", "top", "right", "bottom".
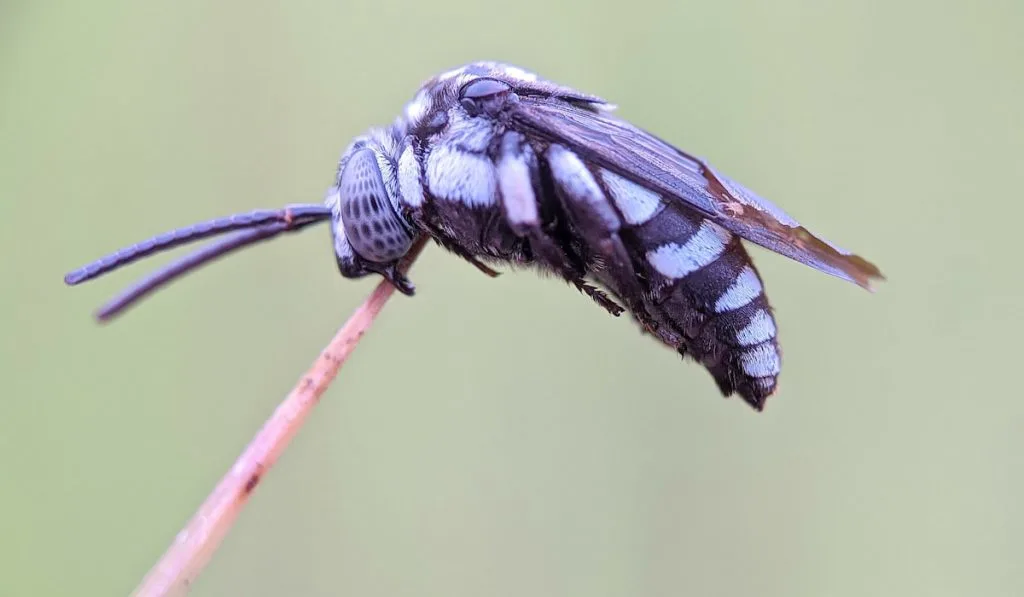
{"left": 325, "top": 136, "right": 417, "bottom": 295}
{"left": 64, "top": 130, "right": 420, "bottom": 322}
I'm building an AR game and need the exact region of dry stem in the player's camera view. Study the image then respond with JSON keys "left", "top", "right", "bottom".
{"left": 131, "top": 238, "right": 428, "bottom": 597}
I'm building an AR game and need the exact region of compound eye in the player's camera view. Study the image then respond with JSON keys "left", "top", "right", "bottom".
{"left": 338, "top": 148, "right": 413, "bottom": 263}
{"left": 459, "top": 78, "right": 512, "bottom": 116}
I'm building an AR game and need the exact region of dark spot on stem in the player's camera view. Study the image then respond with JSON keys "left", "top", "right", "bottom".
{"left": 244, "top": 472, "right": 261, "bottom": 494}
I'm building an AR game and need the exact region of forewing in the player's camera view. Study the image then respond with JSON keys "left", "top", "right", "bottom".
{"left": 509, "top": 96, "right": 884, "bottom": 290}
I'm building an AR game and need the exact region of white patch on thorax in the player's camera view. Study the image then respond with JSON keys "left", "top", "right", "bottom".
{"left": 645, "top": 220, "right": 731, "bottom": 279}
{"left": 426, "top": 144, "right": 497, "bottom": 207}
{"left": 445, "top": 111, "right": 495, "bottom": 153}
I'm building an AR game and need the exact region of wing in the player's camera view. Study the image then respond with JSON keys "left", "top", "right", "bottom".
{"left": 509, "top": 95, "right": 884, "bottom": 290}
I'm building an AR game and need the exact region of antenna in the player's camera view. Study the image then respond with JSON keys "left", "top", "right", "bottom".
{"left": 64, "top": 204, "right": 333, "bottom": 321}
{"left": 65, "top": 205, "right": 332, "bottom": 285}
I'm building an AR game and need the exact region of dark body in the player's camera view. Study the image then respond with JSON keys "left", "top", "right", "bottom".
{"left": 410, "top": 115, "right": 778, "bottom": 407}
{"left": 326, "top": 63, "right": 882, "bottom": 410}
{"left": 65, "top": 61, "right": 882, "bottom": 410}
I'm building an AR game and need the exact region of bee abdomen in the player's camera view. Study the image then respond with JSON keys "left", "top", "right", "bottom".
{"left": 621, "top": 203, "right": 781, "bottom": 409}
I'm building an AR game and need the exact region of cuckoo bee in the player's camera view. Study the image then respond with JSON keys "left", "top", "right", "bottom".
{"left": 65, "top": 61, "right": 883, "bottom": 411}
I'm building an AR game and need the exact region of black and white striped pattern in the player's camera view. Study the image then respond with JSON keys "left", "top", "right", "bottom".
{"left": 599, "top": 167, "right": 782, "bottom": 407}
{"left": 67, "top": 61, "right": 878, "bottom": 409}
{"left": 389, "top": 103, "right": 781, "bottom": 406}
{"left": 320, "top": 61, "right": 878, "bottom": 410}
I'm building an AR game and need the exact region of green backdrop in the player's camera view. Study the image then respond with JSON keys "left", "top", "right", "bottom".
{"left": 3, "top": 1, "right": 1022, "bottom": 595}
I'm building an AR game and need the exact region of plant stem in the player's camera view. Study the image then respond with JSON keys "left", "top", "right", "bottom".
{"left": 131, "top": 237, "right": 428, "bottom": 597}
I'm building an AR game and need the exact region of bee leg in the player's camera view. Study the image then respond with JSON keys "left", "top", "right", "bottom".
{"left": 590, "top": 238, "right": 660, "bottom": 333}
{"left": 496, "top": 131, "right": 625, "bottom": 318}
{"left": 464, "top": 254, "right": 502, "bottom": 278}
{"left": 523, "top": 226, "right": 624, "bottom": 316}
{"left": 544, "top": 144, "right": 660, "bottom": 332}
{"left": 407, "top": 201, "right": 503, "bottom": 278}
{"left": 572, "top": 280, "right": 625, "bottom": 316}
{"left": 360, "top": 260, "right": 416, "bottom": 295}
{"left": 380, "top": 264, "right": 416, "bottom": 295}
{"left": 431, "top": 234, "right": 502, "bottom": 277}
{"left": 526, "top": 229, "right": 626, "bottom": 316}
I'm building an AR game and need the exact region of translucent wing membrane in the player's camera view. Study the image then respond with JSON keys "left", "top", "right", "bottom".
{"left": 63, "top": 204, "right": 332, "bottom": 322}
{"left": 510, "top": 97, "right": 885, "bottom": 290}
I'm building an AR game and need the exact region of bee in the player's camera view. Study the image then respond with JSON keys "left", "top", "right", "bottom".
{"left": 65, "top": 61, "right": 883, "bottom": 411}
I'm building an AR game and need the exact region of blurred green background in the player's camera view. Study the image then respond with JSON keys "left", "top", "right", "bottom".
{"left": 2, "top": 1, "right": 1022, "bottom": 596}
